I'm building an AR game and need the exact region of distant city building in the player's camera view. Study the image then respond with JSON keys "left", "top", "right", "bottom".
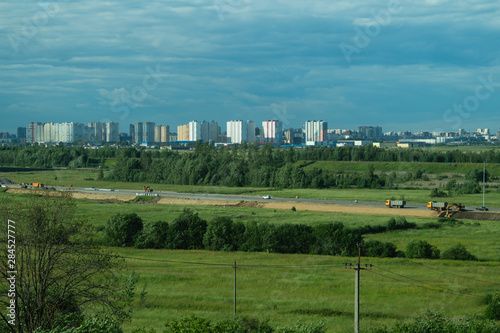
{"left": 16, "top": 127, "right": 26, "bottom": 140}
{"left": 177, "top": 124, "right": 189, "bottom": 141}
{"left": 227, "top": 120, "right": 247, "bottom": 144}
{"left": 358, "top": 126, "right": 382, "bottom": 139}
{"left": 284, "top": 128, "right": 304, "bottom": 145}
{"left": 26, "top": 122, "right": 96, "bottom": 143}
{"left": 129, "top": 124, "right": 135, "bottom": 139}
{"left": 134, "top": 122, "right": 143, "bottom": 143}
{"left": 134, "top": 122, "right": 154, "bottom": 144}
{"left": 305, "top": 120, "right": 327, "bottom": 142}
{"left": 105, "top": 122, "right": 119, "bottom": 142}
{"left": 155, "top": 125, "right": 170, "bottom": 143}
{"left": 188, "top": 121, "right": 201, "bottom": 141}
{"left": 262, "top": 120, "right": 282, "bottom": 145}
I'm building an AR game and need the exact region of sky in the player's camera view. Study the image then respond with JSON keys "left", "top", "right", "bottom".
{"left": 1, "top": 0, "right": 500, "bottom": 134}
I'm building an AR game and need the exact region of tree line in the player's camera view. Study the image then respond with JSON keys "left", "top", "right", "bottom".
{"left": 102, "top": 210, "right": 478, "bottom": 261}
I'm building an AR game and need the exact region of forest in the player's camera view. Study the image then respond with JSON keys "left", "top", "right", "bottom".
{"left": 0, "top": 143, "right": 497, "bottom": 190}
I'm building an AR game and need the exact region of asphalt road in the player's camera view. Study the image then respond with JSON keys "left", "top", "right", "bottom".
{"left": 6, "top": 185, "right": 497, "bottom": 211}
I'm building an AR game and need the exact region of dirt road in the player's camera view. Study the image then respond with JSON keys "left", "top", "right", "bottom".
{"left": 7, "top": 189, "right": 500, "bottom": 220}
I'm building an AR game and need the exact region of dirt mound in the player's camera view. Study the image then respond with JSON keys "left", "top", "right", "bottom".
{"left": 446, "top": 211, "right": 500, "bottom": 221}
{"left": 235, "top": 201, "right": 263, "bottom": 208}
{"left": 0, "top": 178, "right": 17, "bottom": 185}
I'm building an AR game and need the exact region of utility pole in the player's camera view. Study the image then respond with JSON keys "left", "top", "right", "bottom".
{"left": 234, "top": 260, "right": 237, "bottom": 316}
{"left": 345, "top": 243, "right": 372, "bottom": 333}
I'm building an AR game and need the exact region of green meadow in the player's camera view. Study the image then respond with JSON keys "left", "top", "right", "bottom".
{"left": 116, "top": 248, "right": 499, "bottom": 333}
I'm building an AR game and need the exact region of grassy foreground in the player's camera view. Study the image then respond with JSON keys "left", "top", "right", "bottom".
{"left": 116, "top": 248, "right": 499, "bottom": 333}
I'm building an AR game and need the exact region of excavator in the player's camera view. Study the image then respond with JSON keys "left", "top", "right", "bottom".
{"left": 144, "top": 185, "right": 153, "bottom": 193}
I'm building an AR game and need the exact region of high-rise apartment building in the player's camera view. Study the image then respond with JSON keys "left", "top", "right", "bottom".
{"left": 305, "top": 120, "right": 327, "bottom": 142}
{"left": 262, "top": 120, "right": 282, "bottom": 145}
{"left": 133, "top": 122, "right": 155, "bottom": 144}
{"left": 358, "top": 126, "right": 382, "bottom": 139}
{"left": 177, "top": 124, "right": 189, "bottom": 141}
{"left": 154, "top": 125, "right": 170, "bottom": 143}
{"left": 189, "top": 121, "right": 202, "bottom": 141}
{"left": 227, "top": 120, "right": 246, "bottom": 143}
{"left": 105, "top": 122, "right": 119, "bottom": 142}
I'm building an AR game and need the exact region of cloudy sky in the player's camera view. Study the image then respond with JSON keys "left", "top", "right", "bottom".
{"left": 1, "top": 0, "right": 500, "bottom": 134}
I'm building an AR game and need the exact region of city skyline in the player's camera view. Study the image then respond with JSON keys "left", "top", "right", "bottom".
{"left": 1, "top": 2, "right": 500, "bottom": 133}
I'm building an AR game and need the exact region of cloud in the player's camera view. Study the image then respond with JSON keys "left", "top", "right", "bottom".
{"left": 1, "top": 0, "right": 500, "bottom": 132}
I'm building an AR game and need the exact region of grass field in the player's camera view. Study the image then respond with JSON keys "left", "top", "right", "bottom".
{"left": 297, "top": 160, "right": 500, "bottom": 177}
{"left": 115, "top": 248, "right": 500, "bottom": 333}
{"left": 1, "top": 186, "right": 499, "bottom": 332}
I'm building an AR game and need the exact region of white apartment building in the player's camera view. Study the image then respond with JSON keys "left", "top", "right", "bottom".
{"left": 262, "top": 120, "right": 282, "bottom": 145}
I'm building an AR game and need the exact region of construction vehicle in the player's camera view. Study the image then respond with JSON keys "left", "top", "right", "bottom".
{"left": 144, "top": 185, "right": 153, "bottom": 193}
{"left": 446, "top": 203, "right": 465, "bottom": 215}
{"left": 32, "top": 183, "right": 44, "bottom": 188}
{"left": 427, "top": 201, "right": 448, "bottom": 211}
{"left": 385, "top": 199, "right": 406, "bottom": 208}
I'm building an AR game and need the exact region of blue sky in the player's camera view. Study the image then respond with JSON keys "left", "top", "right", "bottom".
{"left": 1, "top": 0, "right": 500, "bottom": 134}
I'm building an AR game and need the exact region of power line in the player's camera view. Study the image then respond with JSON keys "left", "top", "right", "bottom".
{"left": 369, "top": 266, "right": 483, "bottom": 300}
{"left": 412, "top": 262, "right": 500, "bottom": 286}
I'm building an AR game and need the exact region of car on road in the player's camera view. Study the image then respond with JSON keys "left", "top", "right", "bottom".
{"left": 262, "top": 195, "right": 271, "bottom": 199}
{"left": 0, "top": 184, "right": 7, "bottom": 188}
{"left": 475, "top": 206, "right": 489, "bottom": 211}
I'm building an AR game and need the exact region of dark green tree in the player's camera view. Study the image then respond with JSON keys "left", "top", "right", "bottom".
{"left": 103, "top": 213, "right": 143, "bottom": 247}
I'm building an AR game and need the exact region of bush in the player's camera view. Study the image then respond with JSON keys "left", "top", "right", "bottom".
{"left": 430, "top": 188, "right": 447, "bottom": 197}
{"left": 386, "top": 217, "right": 417, "bottom": 231}
{"left": 405, "top": 240, "right": 440, "bottom": 259}
{"left": 362, "top": 240, "right": 398, "bottom": 258}
{"left": 440, "top": 243, "right": 478, "bottom": 261}
{"left": 484, "top": 293, "right": 500, "bottom": 320}
{"left": 34, "top": 314, "right": 123, "bottom": 333}
{"left": 164, "top": 315, "right": 274, "bottom": 333}
{"left": 134, "top": 220, "right": 169, "bottom": 249}
{"left": 368, "top": 309, "right": 500, "bottom": 333}
{"left": 103, "top": 213, "right": 143, "bottom": 247}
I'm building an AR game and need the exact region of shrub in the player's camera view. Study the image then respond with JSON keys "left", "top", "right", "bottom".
{"left": 103, "top": 213, "right": 143, "bottom": 247}
{"left": 362, "top": 240, "right": 398, "bottom": 258}
{"left": 368, "top": 309, "right": 500, "bottom": 332}
{"left": 387, "top": 217, "right": 416, "bottom": 231}
{"left": 440, "top": 243, "right": 478, "bottom": 261}
{"left": 484, "top": 293, "right": 500, "bottom": 320}
{"left": 405, "top": 240, "right": 440, "bottom": 259}
{"left": 430, "top": 188, "right": 447, "bottom": 197}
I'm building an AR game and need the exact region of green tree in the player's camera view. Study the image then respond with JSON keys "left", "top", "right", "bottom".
{"left": 103, "top": 213, "right": 144, "bottom": 247}
{"left": 0, "top": 193, "right": 133, "bottom": 332}
{"left": 134, "top": 221, "right": 169, "bottom": 249}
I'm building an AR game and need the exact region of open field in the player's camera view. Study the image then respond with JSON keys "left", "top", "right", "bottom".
{"left": 115, "top": 248, "right": 500, "bottom": 333}
{"left": 1, "top": 185, "right": 499, "bottom": 332}
{"left": 2, "top": 190, "right": 498, "bottom": 261}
